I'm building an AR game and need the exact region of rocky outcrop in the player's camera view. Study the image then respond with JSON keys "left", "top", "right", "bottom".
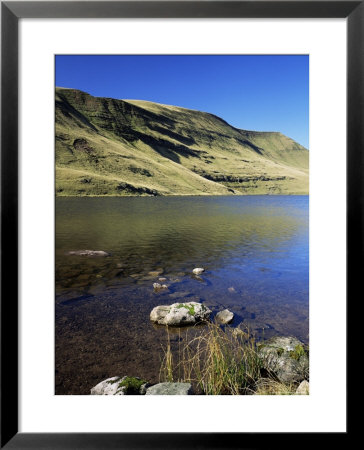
{"left": 90, "top": 376, "right": 148, "bottom": 395}
{"left": 145, "top": 382, "right": 192, "bottom": 395}
{"left": 215, "top": 309, "right": 234, "bottom": 324}
{"left": 150, "top": 301, "right": 211, "bottom": 326}
{"left": 257, "top": 336, "right": 309, "bottom": 384}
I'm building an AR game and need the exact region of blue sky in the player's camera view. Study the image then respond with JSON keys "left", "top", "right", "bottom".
{"left": 56, "top": 55, "right": 309, "bottom": 148}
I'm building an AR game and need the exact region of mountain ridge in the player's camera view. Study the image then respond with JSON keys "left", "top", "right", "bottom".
{"left": 55, "top": 87, "right": 309, "bottom": 196}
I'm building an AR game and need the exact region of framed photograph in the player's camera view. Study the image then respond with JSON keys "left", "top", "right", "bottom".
{"left": 1, "top": 1, "right": 357, "bottom": 447}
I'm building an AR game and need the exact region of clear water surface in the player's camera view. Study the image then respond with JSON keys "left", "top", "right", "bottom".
{"left": 55, "top": 196, "right": 309, "bottom": 394}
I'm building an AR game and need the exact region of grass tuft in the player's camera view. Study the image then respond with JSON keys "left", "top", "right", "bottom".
{"left": 118, "top": 376, "right": 147, "bottom": 394}
{"left": 289, "top": 344, "right": 306, "bottom": 360}
{"left": 176, "top": 303, "right": 196, "bottom": 316}
{"left": 254, "top": 378, "right": 297, "bottom": 395}
{"left": 160, "top": 322, "right": 263, "bottom": 395}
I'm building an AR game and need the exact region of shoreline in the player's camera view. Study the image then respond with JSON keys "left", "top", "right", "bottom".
{"left": 56, "top": 193, "right": 309, "bottom": 198}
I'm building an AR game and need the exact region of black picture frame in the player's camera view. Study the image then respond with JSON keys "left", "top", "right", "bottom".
{"left": 1, "top": 1, "right": 357, "bottom": 448}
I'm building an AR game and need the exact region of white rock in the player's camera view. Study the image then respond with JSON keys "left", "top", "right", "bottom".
{"left": 154, "top": 283, "right": 167, "bottom": 288}
{"left": 215, "top": 309, "right": 234, "bottom": 324}
{"left": 192, "top": 268, "right": 205, "bottom": 275}
{"left": 150, "top": 305, "right": 170, "bottom": 322}
{"left": 153, "top": 283, "right": 168, "bottom": 291}
{"left": 296, "top": 380, "right": 309, "bottom": 395}
{"left": 90, "top": 376, "right": 149, "bottom": 395}
{"left": 146, "top": 382, "right": 192, "bottom": 395}
{"left": 150, "top": 302, "right": 211, "bottom": 326}
{"left": 90, "top": 376, "right": 125, "bottom": 395}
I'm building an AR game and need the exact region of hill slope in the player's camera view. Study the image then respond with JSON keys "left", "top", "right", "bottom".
{"left": 55, "top": 87, "right": 309, "bottom": 196}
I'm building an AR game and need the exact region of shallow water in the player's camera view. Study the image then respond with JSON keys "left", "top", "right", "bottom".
{"left": 55, "top": 196, "right": 309, "bottom": 394}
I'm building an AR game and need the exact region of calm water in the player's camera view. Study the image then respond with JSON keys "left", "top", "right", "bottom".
{"left": 55, "top": 196, "right": 309, "bottom": 394}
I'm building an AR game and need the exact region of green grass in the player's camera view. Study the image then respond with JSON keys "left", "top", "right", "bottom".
{"left": 118, "top": 376, "right": 147, "bottom": 394}
{"left": 159, "top": 323, "right": 309, "bottom": 395}
{"left": 160, "top": 322, "right": 263, "bottom": 395}
{"left": 289, "top": 344, "right": 306, "bottom": 360}
{"left": 176, "top": 303, "right": 196, "bottom": 315}
{"left": 55, "top": 87, "right": 309, "bottom": 196}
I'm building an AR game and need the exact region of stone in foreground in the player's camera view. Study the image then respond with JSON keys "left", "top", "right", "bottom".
{"left": 68, "top": 250, "right": 109, "bottom": 257}
{"left": 296, "top": 380, "right": 309, "bottom": 395}
{"left": 150, "top": 301, "right": 211, "bottom": 326}
{"left": 90, "top": 376, "right": 148, "bottom": 395}
{"left": 257, "top": 336, "right": 309, "bottom": 384}
{"left": 215, "top": 309, "right": 234, "bottom": 324}
{"left": 192, "top": 268, "right": 205, "bottom": 275}
{"left": 146, "top": 382, "right": 192, "bottom": 395}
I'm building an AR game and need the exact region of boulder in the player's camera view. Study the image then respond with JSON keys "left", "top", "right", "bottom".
{"left": 228, "top": 287, "right": 236, "bottom": 293}
{"left": 215, "top": 309, "right": 234, "bottom": 324}
{"left": 68, "top": 250, "right": 109, "bottom": 257}
{"left": 257, "top": 336, "right": 309, "bottom": 384}
{"left": 150, "top": 301, "right": 211, "bottom": 326}
{"left": 296, "top": 380, "right": 309, "bottom": 395}
{"left": 192, "top": 268, "right": 205, "bottom": 275}
{"left": 90, "top": 376, "right": 148, "bottom": 395}
{"left": 91, "top": 377, "right": 124, "bottom": 395}
{"left": 146, "top": 382, "right": 192, "bottom": 395}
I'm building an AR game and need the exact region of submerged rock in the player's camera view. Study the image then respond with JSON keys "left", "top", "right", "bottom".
{"left": 168, "top": 291, "right": 191, "bottom": 300}
{"left": 192, "top": 275, "right": 204, "bottom": 282}
{"left": 90, "top": 376, "right": 148, "bottom": 395}
{"left": 148, "top": 269, "right": 164, "bottom": 277}
{"left": 215, "top": 309, "right": 234, "bottom": 324}
{"left": 145, "top": 382, "right": 192, "bottom": 395}
{"left": 296, "top": 380, "right": 309, "bottom": 395}
{"left": 68, "top": 250, "right": 109, "bottom": 257}
{"left": 150, "top": 301, "right": 211, "bottom": 326}
{"left": 235, "top": 320, "right": 272, "bottom": 333}
{"left": 153, "top": 283, "right": 168, "bottom": 291}
{"left": 257, "top": 336, "right": 309, "bottom": 384}
{"left": 192, "top": 267, "right": 205, "bottom": 275}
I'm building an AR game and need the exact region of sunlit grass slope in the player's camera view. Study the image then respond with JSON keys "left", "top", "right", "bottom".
{"left": 55, "top": 87, "right": 309, "bottom": 196}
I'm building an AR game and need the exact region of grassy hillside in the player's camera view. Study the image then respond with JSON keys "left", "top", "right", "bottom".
{"left": 55, "top": 87, "right": 309, "bottom": 196}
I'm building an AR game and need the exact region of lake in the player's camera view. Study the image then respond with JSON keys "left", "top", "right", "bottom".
{"left": 55, "top": 196, "right": 309, "bottom": 394}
